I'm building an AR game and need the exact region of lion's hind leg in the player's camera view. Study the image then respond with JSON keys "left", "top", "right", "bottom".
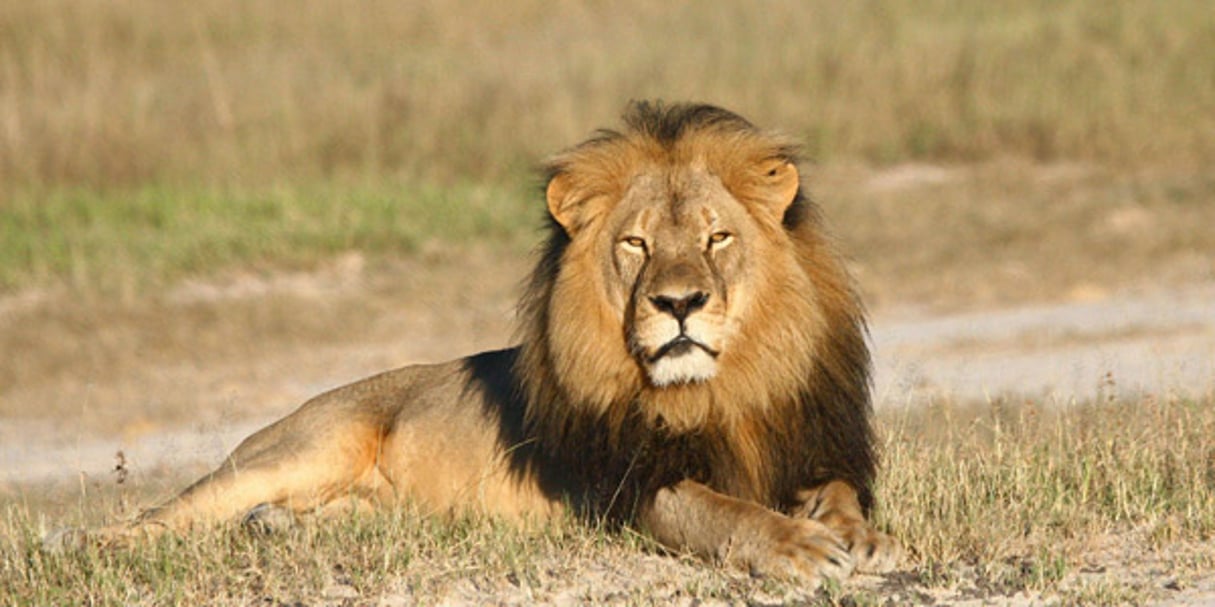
{"left": 140, "top": 411, "right": 390, "bottom": 531}
{"left": 792, "top": 480, "right": 902, "bottom": 573}
{"left": 49, "top": 401, "right": 393, "bottom": 550}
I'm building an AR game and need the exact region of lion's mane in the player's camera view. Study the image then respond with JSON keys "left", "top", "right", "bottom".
{"left": 509, "top": 102, "right": 875, "bottom": 522}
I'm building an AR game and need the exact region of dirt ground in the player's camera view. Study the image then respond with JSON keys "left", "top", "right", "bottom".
{"left": 2, "top": 164, "right": 1214, "bottom": 604}
{"left": 4, "top": 255, "right": 1211, "bottom": 490}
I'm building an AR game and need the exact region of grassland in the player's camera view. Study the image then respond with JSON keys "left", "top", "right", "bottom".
{"left": 2, "top": 0, "right": 1214, "bottom": 296}
{"left": 4, "top": 0, "right": 1212, "bottom": 190}
{"left": 3, "top": 394, "right": 1213, "bottom": 605}
{"left": 0, "top": 180, "right": 535, "bottom": 294}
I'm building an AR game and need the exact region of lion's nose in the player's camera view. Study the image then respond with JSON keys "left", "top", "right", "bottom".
{"left": 649, "top": 291, "right": 709, "bottom": 322}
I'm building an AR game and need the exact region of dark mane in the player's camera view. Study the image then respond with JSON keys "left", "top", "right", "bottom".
{"left": 623, "top": 100, "right": 754, "bottom": 145}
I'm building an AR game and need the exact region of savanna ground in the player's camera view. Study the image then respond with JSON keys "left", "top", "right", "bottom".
{"left": 3, "top": 1, "right": 1215, "bottom": 605}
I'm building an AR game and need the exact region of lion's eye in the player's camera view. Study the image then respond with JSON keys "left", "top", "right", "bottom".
{"left": 707, "top": 231, "right": 733, "bottom": 250}
{"left": 621, "top": 236, "right": 648, "bottom": 253}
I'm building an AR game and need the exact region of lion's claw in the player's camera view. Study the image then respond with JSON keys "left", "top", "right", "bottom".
{"left": 738, "top": 515, "right": 855, "bottom": 586}
{"left": 845, "top": 526, "right": 903, "bottom": 573}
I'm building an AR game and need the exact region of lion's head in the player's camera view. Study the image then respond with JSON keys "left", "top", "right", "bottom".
{"left": 516, "top": 102, "right": 874, "bottom": 517}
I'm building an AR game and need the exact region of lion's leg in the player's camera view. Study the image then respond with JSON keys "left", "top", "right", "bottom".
{"left": 99, "top": 407, "right": 390, "bottom": 543}
{"left": 640, "top": 479, "right": 852, "bottom": 586}
{"left": 790, "top": 480, "right": 902, "bottom": 573}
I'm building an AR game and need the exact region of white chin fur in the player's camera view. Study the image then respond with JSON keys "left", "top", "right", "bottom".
{"left": 646, "top": 349, "right": 718, "bottom": 387}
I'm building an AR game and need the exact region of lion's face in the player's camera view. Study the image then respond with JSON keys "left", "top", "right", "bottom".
{"left": 545, "top": 150, "right": 803, "bottom": 390}
{"left": 605, "top": 168, "right": 750, "bottom": 386}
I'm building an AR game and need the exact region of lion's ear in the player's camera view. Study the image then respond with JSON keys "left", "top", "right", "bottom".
{"left": 757, "top": 160, "right": 800, "bottom": 219}
{"left": 546, "top": 172, "right": 581, "bottom": 234}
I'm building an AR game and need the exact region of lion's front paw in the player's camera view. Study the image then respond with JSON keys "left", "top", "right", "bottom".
{"left": 842, "top": 524, "right": 902, "bottom": 573}
{"left": 730, "top": 515, "right": 854, "bottom": 585}
{"left": 791, "top": 481, "right": 904, "bottom": 574}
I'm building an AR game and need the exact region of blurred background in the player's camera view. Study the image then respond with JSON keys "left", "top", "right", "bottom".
{"left": 3, "top": 0, "right": 1213, "bottom": 298}
{"left": 2, "top": 0, "right": 1213, "bottom": 505}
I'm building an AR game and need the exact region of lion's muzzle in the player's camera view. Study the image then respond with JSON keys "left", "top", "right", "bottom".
{"left": 635, "top": 288, "right": 725, "bottom": 386}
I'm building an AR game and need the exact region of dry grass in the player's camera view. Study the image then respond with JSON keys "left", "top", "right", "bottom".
{"left": 880, "top": 392, "right": 1215, "bottom": 566}
{"left": 3, "top": 0, "right": 1212, "bottom": 191}
{"left": 3, "top": 393, "right": 1213, "bottom": 605}
{"left": 3, "top": 0, "right": 1214, "bottom": 297}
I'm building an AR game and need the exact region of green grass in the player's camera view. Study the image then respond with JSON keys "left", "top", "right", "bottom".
{"left": 0, "top": 181, "right": 539, "bottom": 295}
{"left": 4, "top": 393, "right": 1213, "bottom": 604}
{"left": 5, "top": 163, "right": 1215, "bottom": 304}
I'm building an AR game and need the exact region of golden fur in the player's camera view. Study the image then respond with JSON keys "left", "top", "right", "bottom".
{"left": 60, "top": 102, "right": 900, "bottom": 585}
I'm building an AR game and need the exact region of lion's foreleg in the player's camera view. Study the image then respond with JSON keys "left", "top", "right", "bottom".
{"left": 790, "top": 480, "right": 902, "bottom": 573}
{"left": 639, "top": 479, "right": 852, "bottom": 585}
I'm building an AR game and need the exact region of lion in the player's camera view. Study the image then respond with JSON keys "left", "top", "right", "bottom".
{"left": 63, "top": 101, "right": 900, "bottom": 585}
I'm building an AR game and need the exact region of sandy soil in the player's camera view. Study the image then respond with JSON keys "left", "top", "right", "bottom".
{"left": 873, "top": 284, "right": 1215, "bottom": 407}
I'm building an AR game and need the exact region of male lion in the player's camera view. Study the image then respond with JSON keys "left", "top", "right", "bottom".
{"left": 72, "top": 102, "right": 899, "bottom": 584}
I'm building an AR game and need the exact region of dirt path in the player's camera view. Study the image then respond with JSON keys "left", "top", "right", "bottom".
{"left": 4, "top": 281, "right": 1212, "bottom": 489}
{"left": 873, "top": 284, "right": 1215, "bottom": 406}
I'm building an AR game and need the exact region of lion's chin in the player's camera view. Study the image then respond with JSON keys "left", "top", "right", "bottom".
{"left": 645, "top": 349, "right": 719, "bottom": 387}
